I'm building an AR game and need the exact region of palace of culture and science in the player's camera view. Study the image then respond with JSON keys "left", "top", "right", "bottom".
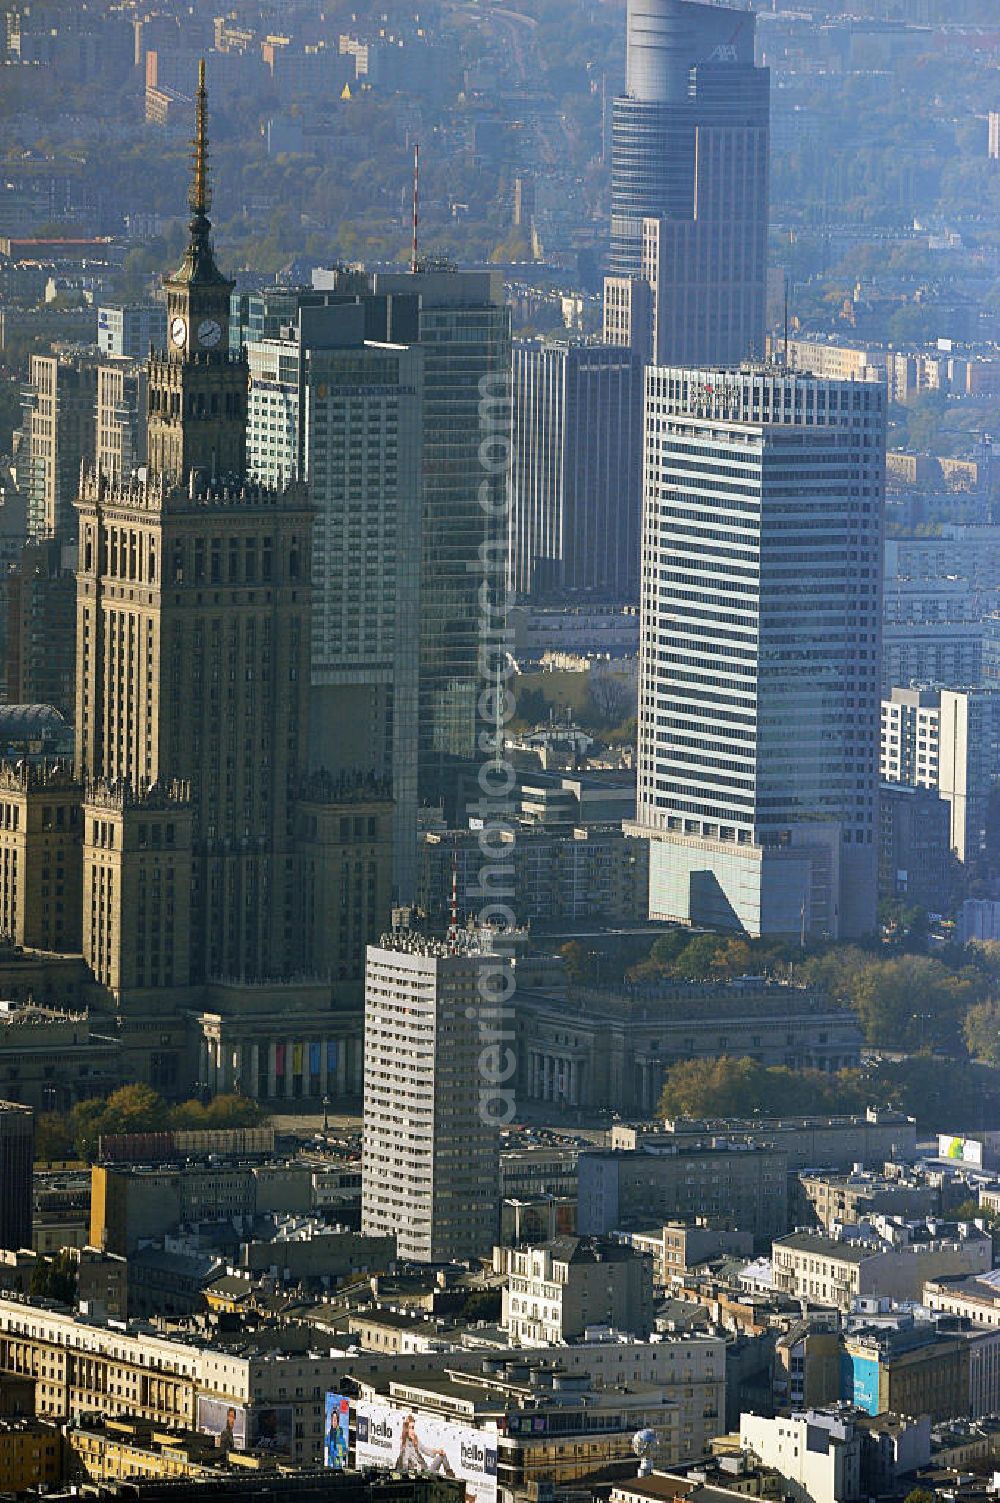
{"left": 0, "top": 68, "right": 390, "bottom": 1099}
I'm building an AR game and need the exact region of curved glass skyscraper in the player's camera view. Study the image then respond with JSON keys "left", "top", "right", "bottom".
{"left": 607, "top": 0, "right": 770, "bottom": 368}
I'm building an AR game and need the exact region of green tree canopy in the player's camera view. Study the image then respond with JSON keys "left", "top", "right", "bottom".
{"left": 30, "top": 1250, "right": 77, "bottom": 1304}
{"left": 63, "top": 1085, "right": 267, "bottom": 1161}
{"left": 963, "top": 1001, "right": 1000, "bottom": 1064}
{"left": 658, "top": 1056, "right": 869, "bottom": 1120}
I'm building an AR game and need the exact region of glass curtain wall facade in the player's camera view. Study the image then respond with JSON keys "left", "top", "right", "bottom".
{"left": 374, "top": 272, "right": 511, "bottom": 806}
{"left": 629, "top": 367, "right": 885, "bottom": 940}
{"left": 609, "top": 0, "right": 769, "bottom": 368}
{"left": 509, "top": 339, "right": 643, "bottom": 601}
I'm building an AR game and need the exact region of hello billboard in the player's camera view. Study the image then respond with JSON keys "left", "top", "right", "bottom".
{"left": 355, "top": 1402, "right": 498, "bottom": 1503}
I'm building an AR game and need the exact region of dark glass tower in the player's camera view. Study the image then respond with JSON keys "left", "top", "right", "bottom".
{"left": 608, "top": 0, "right": 770, "bottom": 367}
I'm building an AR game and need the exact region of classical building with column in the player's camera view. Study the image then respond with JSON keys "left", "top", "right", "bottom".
{"left": 516, "top": 978, "right": 864, "bottom": 1116}
{"left": 190, "top": 983, "right": 365, "bottom": 1102}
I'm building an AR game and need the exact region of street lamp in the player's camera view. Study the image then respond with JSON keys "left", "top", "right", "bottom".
{"left": 322, "top": 1094, "right": 330, "bottom": 1133}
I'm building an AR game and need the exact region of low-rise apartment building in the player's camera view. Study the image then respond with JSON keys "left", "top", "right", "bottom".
{"left": 772, "top": 1220, "right": 991, "bottom": 1311}
{"left": 799, "top": 1170, "right": 938, "bottom": 1232}
{"left": 612, "top": 1108, "right": 917, "bottom": 1175}
{"left": 741, "top": 1409, "right": 863, "bottom": 1503}
{"left": 924, "top": 1269, "right": 1000, "bottom": 1328}
{"left": 579, "top": 1144, "right": 788, "bottom": 1248}
{"left": 0, "top": 1416, "right": 63, "bottom": 1491}
{"left": 498, "top": 1235, "right": 654, "bottom": 1342}
{"left": 90, "top": 1157, "right": 316, "bottom": 1254}
{"left": 626, "top": 1223, "right": 753, "bottom": 1286}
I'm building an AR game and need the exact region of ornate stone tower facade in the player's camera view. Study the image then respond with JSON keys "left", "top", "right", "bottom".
{"left": 42, "top": 63, "right": 396, "bottom": 1097}
{"left": 146, "top": 62, "right": 248, "bottom": 483}
{"left": 70, "top": 65, "right": 351, "bottom": 1092}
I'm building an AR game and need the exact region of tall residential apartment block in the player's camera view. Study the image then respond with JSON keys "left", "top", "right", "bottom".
{"left": 882, "top": 567, "right": 985, "bottom": 696}
{"left": 0, "top": 1102, "right": 33, "bottom": 1252}
{"left": 307, "top": 332, "right": 422, "bottom": 896}
{"left": 95, "top": 358, "right": 148, "bottom": 482}
{"left": 881, "top": 685, "right": 1000, "bottom": 862}
{"left": 361, "top": 930, "right": 503, "bottom": 1263}
{"left": 629, "top": 368, "right": 885, "bottom": 941}
{"left": 5, "top": 536, "right": 76, "bottom": 717}
{"left": 509, "top": 339, "right": 642, "bottom": 602}
{"left": 605, "top": 0, "right": 769, "bottom": 367}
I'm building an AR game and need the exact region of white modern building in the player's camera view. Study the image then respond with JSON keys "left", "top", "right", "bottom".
{"left": 96, "top": 301, "right": 166, "bottom": 361}
{"left": 629, "top": 366, "right": 885, "bottom": 940}
{"left": 361, "top": 929, "right": 505, "bottom": 1263}
{"left": 497, "top": 1235, "right": 654, "bottom": 1343}
{"left": 772, "top": 1219, "right": 991, "bottom": 1312}
{"left": 881, "top": 685, "right": 1000, "bottom": 862}
{"left": 741, "top": 1409, "right": 862, "bottom": 1503}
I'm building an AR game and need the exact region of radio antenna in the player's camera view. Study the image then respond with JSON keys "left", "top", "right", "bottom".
{"left": 411, "top": 141, "right": 420, "bottom": 275}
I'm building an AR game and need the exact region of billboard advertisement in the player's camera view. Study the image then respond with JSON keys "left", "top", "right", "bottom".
{"left": 840, "top": 1350, "right": 879, "bottom": 1417}
{"left": 197, "top": 1398, "right": 247, "bottom": 1455}
{"left": 196, "top": 1398, "right": 293, "bottom": 1456}
{"left": 325, "top": 1393, "right": 351, "bottom": 1469}
{"left": 355, "top": 1402, "right": 498, "bottom": 1503}
{"left": 248, "top": 1404, "right": 293, "bottom": 1455}
{"left": 939, "top": 1134, "right": 984, "bottom": 1167}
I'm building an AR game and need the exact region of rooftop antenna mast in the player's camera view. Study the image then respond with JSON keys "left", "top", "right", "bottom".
{"left": 411, "top": 141, "right": 420, "bottom": 275}
{"left": 783, "top": 279, "right": 789, "bottom": 368}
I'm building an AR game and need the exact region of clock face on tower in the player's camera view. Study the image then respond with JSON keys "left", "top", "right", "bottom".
{"left": 170, "top": 315, "right": 187, "bottom": 348}
{"left": 198, "top": 317, "right": 222, "bottom": 349}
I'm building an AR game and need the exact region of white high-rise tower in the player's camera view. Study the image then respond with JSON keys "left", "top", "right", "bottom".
{"left": 628, "top": 365, "right": 885, "bottom": 940}
{"left": 361, "top": 929, "right": 505, "bottom": 1263}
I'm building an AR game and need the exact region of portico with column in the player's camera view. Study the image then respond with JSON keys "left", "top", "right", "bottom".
{"left": 528, "top": 1049, "right": 586, "bottom": 1107}
{"left": 188, "top": 983, "right": 364, "bottom": 1103}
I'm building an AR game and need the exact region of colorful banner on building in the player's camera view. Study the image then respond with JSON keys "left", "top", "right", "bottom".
{"left": 324, "top": 1393, "right": 351, "bottom": 1468}
{"left": 355, "top": 1402, "right": 497, "bottom": 1503}
{"left": 938, "top": 1133, "right": 983, "bottom": 1167}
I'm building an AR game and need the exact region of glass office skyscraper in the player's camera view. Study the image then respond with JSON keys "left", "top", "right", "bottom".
{"left": 509, "top": 339, "right": 643, "bottom": 601}
{"left": 244, "top": 297, "right": 424, "bottom": 900}
{"left": 374, "top": 272, "right": 511, "bottom": 806}
{"left": 606, "top": 0, "right": 769, "bottom": 367}
{"left": 629, "top": 367, "right": 885, "bottom": 940}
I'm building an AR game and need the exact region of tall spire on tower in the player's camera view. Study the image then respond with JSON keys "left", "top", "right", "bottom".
{"left": 190, "top": 57, "right": 211, "bottom": 221}
{"left": 170, "top": 57, "right": 226, "bottom": 287}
